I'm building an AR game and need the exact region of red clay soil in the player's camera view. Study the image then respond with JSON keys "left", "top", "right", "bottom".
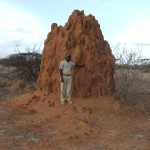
{"left": 0, "top": 93, "right": 148, "bottom": 149}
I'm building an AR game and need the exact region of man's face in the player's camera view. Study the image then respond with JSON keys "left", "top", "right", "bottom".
{"left": 66, "top": 56, "right": 71, "bottom": 62}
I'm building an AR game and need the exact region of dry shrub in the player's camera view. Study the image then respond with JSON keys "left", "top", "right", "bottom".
{"left": 0, "top": 80, "right": 9, "bottom": 87}
{"left": 113, "top": 44, "right": 150, "bottom": 106}
{"left": 10, "top": 80, "right": 26, "bottom": 91}
{"left": 24, "top": 82, "right": 37, "bottom": 91}
{"left": 10, "top": 80, "right": 37, "bottom": 92}
{"left": 0, "top": 79, "right": 37, "bottom": 95}
{"left": 115, "top": 69, "right": 148, "bottom": 104}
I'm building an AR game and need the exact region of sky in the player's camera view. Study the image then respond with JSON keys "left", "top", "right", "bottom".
{"left": 0, "top": 0, "right": 150, "bottom": 58}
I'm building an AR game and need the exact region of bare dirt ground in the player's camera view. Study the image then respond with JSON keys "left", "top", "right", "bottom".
{"left": 0, "top": 90, "right": 150, "bottom": 150}
{"left": 0, "top": 65, "right": 150, "bottom": 149}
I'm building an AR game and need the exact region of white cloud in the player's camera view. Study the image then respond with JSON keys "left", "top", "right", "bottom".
{"left": 0, "top": 2, "right": 46, "bottom": 57}
{"left": 110, "top": 21, "right": 150, "bottom": 58}
{"left": 111, "top": 22, "right": 150, "bottom": 44}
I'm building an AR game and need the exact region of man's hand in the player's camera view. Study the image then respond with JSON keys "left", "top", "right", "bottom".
{"left": 81, "top": 64, "right": 85, "bottom": 67}
{"left": 61, "top": 77, "right": 64, "bottom": 83}
{"left": 75, "top": 64, "right": 85, "bottom": 67}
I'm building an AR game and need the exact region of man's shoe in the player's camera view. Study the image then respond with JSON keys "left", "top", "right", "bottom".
{"left": 68, "top": 101, "right": 72, "bottom": 104}
{"left": 61, "top": 101, "right": 65, "bottom": 105}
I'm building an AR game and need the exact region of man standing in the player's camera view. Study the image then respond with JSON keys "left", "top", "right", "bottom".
{"left": 59, "top": 54, "right": 84, "bottom": 105}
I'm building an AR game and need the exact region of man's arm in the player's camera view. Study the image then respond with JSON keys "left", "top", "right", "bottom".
{"left": 60, "top": 69, "right": 64, "bottom": 82}
{"left": 75, "top": 64, "right": 85, "bottom": 68}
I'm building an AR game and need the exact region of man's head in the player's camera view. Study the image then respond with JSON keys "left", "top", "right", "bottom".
{"left": 65, "top": 54, "right": 71, "bottom": 62}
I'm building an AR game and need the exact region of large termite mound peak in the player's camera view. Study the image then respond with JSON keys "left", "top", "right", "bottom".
{"left": 37, "top": 10, "right": 115, "bottom": 98}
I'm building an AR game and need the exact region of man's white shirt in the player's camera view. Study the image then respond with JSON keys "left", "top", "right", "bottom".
{"left": 59, "top": 60, "right": 75, "bottom": 75}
